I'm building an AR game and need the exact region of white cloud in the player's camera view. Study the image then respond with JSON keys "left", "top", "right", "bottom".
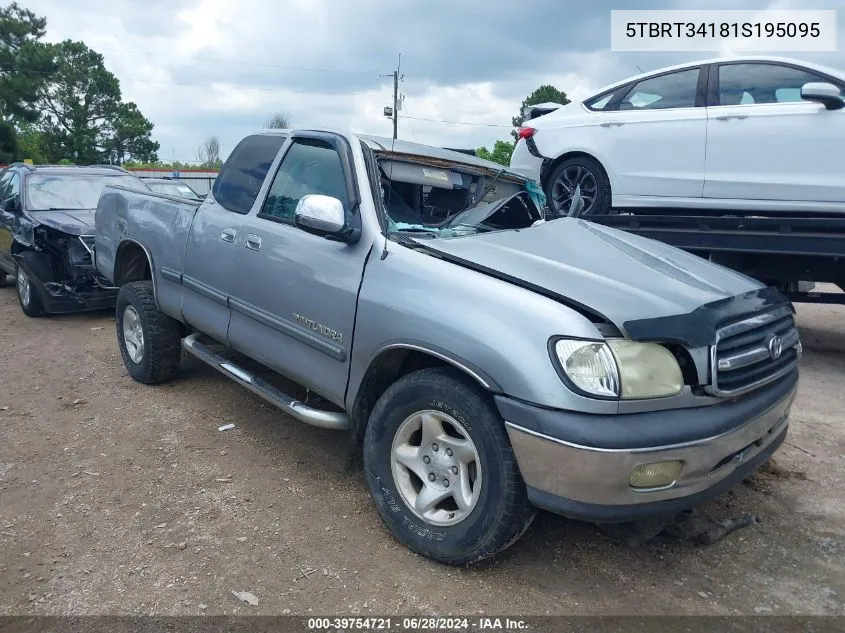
{"left": 19, "top": 0, "right": 845, "bottom": 162}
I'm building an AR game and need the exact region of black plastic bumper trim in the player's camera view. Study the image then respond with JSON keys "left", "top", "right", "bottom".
{"left": 494, "top": 369, "right": 797, "bottom": 450}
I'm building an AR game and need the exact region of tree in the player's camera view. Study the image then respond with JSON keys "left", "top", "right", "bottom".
{"left": 265, "top": 112, "right": 291, "bottom": 129}
{"left": 33, "top": 40, "right": 158, "bottom": 164}
{"left": 476, "top": 140, "right": 515, "bottom": 166}
{"left": 196, "top": 135, "right": 222, "bottom": 169}
{"left": 103, "top": 102, "right": 159, "bottom": 164}
{"left": 511, "top": 85, "right": 570, "bottom": 140}
{"left": 0, "top": 120, "right": 16, "bottom": 163}
{"left": 37, "top": 40, "right": 122, "bottom": 163}
{"left": 0, "top": 2, "right": 55, "bottom": 123}
{"left": 12, "top": 121, "right": 47, "bottom": 162}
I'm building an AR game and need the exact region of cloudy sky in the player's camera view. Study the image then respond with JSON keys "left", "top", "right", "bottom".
{"left": 21, "top": 0, "right": 845, "bottom": 163}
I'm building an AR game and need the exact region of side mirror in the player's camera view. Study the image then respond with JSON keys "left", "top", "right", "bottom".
{"left": 294, "top": 194, "right": 346, "bottom": 235}
{"left": 800, "top": 82, "right": 844, "bottom": 110}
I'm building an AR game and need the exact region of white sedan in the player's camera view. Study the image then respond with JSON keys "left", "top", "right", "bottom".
{"left": 509, "top": 56, "right": 845, "bottom": 216}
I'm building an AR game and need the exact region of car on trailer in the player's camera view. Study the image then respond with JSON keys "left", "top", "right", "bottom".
{"left": 511, "top": 56, "right": 845, "bottom": 304}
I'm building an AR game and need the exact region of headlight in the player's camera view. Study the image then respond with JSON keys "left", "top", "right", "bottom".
{"left": 553, "top": 339, "right": 683, "bottom": 399}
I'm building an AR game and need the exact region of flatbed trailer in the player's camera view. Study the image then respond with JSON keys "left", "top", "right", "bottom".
{"left": 587, "top": 210, "right": 845, "bottom": 305}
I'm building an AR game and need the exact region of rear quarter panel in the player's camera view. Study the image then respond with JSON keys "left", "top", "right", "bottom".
{"left": 95, "top": 187, "right": 200, "bottom": 318}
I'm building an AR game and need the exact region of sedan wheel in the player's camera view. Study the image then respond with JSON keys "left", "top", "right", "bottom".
{"left": 551, "top": 165, "right": 597, "bottom": 214}
{"left": 16, "top": 267, "right": 31, "bottom": 308}
{"left": 546, "top": 156, "right": 610, "bottom": 217}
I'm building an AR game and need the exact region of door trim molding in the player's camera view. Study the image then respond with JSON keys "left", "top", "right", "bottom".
{"left": 229, "top": 297, "right": 347, "bottom": 362}
{"left": 183, "top": 274, "right": 228, "bottom": 306}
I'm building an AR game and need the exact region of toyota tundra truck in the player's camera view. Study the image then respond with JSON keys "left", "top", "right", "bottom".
{"left": 94, "top": 128, "right": 801, "bottom": 565}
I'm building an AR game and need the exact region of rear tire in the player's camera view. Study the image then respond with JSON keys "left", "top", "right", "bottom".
{"left": 0, "top": 272, "right": 8, "bottom": 288}
{"left": 545, "top": 155, "right": 610, "bottom": 217}
{"left": 116, "top": 281, "right": 182, "bottom": 384}
{"left": 363, "top": 367, "right": 536, "bottom": 565}
{"left": 16, "top": 251, "right": 52, "bottom": 317}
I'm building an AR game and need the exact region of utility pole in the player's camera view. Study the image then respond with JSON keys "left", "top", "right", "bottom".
{"left": 392, "top": 69, "right": 399, "bottom": 140}
{"left": 383, "top": 53, "right": 403, "bottom": 140}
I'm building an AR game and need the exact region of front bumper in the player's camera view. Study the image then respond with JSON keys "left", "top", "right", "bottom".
{"left": 38, "top": 286, "right": 118, "bottom": 314}
{"left": 17, "top": 260, "right": 118, "bottom": 314}
{"left": 498, "top": 371, "right": 797, "bottom": 523}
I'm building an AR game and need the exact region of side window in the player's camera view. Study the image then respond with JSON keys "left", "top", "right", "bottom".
{"left": 258, "top": 139, "right": 348, "bottom": 225}
{"left": 619, "top": 68, "right": 700, "bottom": 110}
{"left": 212, "top": 134, "right": 285, "bottom": 215}
{"left": 585, "top": 89, "right": 620, "bottom": 111}
{"left": 718, "top": 63, "right": 840, "bottom": 105}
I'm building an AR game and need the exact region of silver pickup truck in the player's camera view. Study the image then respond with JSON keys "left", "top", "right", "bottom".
{"left": 95, "top": 129, "right": 801, "bottom": 565}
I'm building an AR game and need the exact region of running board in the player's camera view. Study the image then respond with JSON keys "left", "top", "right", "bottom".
{"left": 182, "top": 333, "right": 350, "bottom": 431}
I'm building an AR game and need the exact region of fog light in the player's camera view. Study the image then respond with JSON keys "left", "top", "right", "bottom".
{"left": 629, "top": 461, "right": 683, "bottom": 489}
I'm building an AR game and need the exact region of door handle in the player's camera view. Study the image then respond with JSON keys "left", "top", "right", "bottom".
{"left": 245, "top": 234, "right": 262, "bottom": 251}
{"left": 600, "top": 121, "right": 625, "bottom": 127}
{"left": 715, "top": 115, "right": 748, "bottom": 121}
{"left": 220, "top": 228, "right": 237, "bottom": 243}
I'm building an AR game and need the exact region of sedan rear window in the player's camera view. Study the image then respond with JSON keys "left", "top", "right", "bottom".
{"left": 26, "top": 174, "right": 147, "bottom": 211}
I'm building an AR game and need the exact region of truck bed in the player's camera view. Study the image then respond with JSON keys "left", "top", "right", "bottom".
{"left": 95, "top": 185, "right": 202, "bottom": 314}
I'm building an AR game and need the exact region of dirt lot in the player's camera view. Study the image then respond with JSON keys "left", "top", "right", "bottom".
{"left": 0, "top": 282, "right": 843, "bottom": 617}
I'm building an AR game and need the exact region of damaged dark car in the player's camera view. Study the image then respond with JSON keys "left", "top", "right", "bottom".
{"left": 0, "top": 163, "right": 150, "bottom": 316}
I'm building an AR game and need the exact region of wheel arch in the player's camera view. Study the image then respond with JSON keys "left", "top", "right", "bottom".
{"left": 113, "top": 239, "right": 155, "bottom": 291}
{"left": 345, "top": 344, "right": 500, "bottom": 464}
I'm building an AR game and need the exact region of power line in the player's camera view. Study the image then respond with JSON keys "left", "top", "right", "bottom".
{"left": 91, "top": 45, "right": 384, "bottom": 77}
{"left": 399, "top": 115, "right": 511, "bottom": 128}
{"left": 0, "top": 66, "right": 385, "bottom": 94}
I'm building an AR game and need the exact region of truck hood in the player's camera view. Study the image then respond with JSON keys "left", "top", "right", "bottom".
{"left": 418, "top": 218, "right": 768, "bottom": 338}
{"left": 31, "top": 209, "right": 95, "bottom": 235}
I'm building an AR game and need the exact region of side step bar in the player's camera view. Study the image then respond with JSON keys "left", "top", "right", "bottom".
{"left": 182, "top": 333, "right": 350, "bottom": 431}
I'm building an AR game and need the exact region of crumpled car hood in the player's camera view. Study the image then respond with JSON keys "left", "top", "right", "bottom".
{"left": 418, "top": 218, "right": 764, "bottom": 334}
{"left": 31, "top": 209, "right": 96, "bottom": 235}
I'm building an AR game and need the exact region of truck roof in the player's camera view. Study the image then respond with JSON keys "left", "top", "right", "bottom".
{"left": 255, "top": 128, "right": 523, "bottom": 178}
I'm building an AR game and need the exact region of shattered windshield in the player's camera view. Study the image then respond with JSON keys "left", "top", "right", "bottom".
{"left": 26, "top": 174, "right": 147, "bottom": 211}
{"left": 376, "top": 157, "right": 545, "bottom": 238}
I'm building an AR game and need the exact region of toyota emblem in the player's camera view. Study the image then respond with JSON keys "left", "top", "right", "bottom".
{"left": 768, "top": 334, "right": 783, "bottom": 360}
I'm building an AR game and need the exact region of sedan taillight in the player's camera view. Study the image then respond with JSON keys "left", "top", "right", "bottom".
{"left": 517, "top": 126, "right": 536, "bottom": 140}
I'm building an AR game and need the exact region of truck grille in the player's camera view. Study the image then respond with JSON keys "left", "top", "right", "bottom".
{"left": 709, "top": 306, "right": 801, "bottom": 397}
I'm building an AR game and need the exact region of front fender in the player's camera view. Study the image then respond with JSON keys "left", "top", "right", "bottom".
{"left": 346, "top": 240, "right": 609, "bottom": 413}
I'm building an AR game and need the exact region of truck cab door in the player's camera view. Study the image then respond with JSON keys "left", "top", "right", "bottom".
{"left": 181, "top": 134, "right": 287, "bottom": 343}
{"left": 227, "top": 132, "right": 369, "bottom": 407}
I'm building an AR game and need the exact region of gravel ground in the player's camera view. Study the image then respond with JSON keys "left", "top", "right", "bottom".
{"left": 0, "top": 281, "right": 843, "bottom": 616}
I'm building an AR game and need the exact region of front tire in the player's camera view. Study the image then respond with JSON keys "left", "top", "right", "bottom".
{"left": 546, "top": 155, "right": 610, "bottom": 217}
{"left": 363, "top": 367, "right": 536, "bottom": 565}
{"left": 16, "top": 251, "right": 51, "bottom": 317}
{"left": 116, "top": 281, "right": 183, "bottom": 384}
